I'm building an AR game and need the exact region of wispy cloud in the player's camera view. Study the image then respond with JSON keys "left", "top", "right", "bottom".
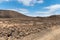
{"left": 44, "top": 4, "right": 60, "bottom": 12}
{"left": 5, "top": 8, "right": 29, "bottom": 14}
{"left": 18, "top": 0, "right": 44, "bottom": 6}
{"left": 34, "top": 11, "right": 52, "bottom": 17}
{"left": 18, "top": 8, "right": 29, "bottom": 14}
{"left": 34, "top": 4, "right": 60, "bottom": 16}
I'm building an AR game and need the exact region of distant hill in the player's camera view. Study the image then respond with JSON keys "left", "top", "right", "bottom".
{"left": 0, "top": 10, "right": 60, "bottom": 20}
{"left": 0, "top": 10, "right": 28, "bottom": 18}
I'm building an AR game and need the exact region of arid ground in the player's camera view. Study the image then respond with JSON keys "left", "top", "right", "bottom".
{"left": 0, "top": 10, "right": 59, "bottom": 40}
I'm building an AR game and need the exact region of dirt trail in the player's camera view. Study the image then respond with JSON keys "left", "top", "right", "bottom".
{"left": 37, "top": 26, "right": 60, "bottom": 40}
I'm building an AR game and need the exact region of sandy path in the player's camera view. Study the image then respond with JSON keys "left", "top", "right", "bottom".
{"left": 37, "top": 26, "right": 60, "bottom": 40}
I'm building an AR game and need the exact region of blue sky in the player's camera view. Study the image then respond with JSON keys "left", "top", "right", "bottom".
{"left": 0, "top": 0, "right": 60, "bottom": 17}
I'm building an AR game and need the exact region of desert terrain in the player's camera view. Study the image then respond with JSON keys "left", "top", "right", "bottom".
{"left": 0, "top": 10, "right": 59, "bottom": 40}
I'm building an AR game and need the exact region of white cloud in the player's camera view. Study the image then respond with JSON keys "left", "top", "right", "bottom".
{"left": 18, "top": 0, "right": 44, "bottom": 6}
{"left": 18, "top": 0, "right": 32, "bottom": 6}
{"left": 44, "top": 4, "right": 60, "bottom": 12}
{"left": 39, "top": 4, "right": 60, "bottom": 15}
{"left": 18, "top": 8, "right": 29, "bottom": 14}
{"left": 37, "top": 0, "right": 44, "bottom": 3}
{"left": 34, "top": 11, "right": 52, "bottom": 17}
{"left": 36, "top": 4, "right": 60, "bottom": 15}
{"left": 35, "top": 11, "right": 49, "bottom": 14}
{"left": 34, "top": 4, "right": 60, "bottom": 17}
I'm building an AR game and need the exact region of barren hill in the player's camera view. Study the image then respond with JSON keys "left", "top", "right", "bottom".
{"left": 0, "top": 10, "right": 59, "bottom": 20}
{"left": 0, "top": 10, "right": 28, "bottom": 18}
{"left": 0, "top": 10, "right": 59, "bottom": 40}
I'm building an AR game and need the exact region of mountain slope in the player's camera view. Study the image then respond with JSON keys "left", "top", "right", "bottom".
{"left": 0, "top": 10, "right": 28, "bottom": 18}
